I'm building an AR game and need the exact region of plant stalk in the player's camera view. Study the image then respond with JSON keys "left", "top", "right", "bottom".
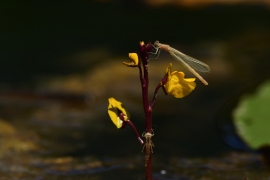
{"left": 138, "top": 42, "right": 153, "bottom": 180}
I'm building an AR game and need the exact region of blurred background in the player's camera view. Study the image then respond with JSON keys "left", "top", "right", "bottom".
{"left": 1, "top": 0, "right": 270, "bottom": 179}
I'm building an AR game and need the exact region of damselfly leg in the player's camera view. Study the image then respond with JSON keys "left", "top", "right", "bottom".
{"left": 147, "top": 43, "right": 161, "bottom": 60}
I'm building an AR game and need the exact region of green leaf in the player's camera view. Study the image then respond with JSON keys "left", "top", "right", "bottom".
{"left": 233, "top": 80, "right": 270, "bottom": 149}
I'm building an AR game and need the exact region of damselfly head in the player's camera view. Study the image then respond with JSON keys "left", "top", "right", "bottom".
{"left": 147, "top": 42, "right": 161, "bottom": 60}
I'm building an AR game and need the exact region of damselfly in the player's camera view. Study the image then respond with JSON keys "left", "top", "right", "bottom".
{"left": 150, "top": 41, "right": 210, "bottom": 85}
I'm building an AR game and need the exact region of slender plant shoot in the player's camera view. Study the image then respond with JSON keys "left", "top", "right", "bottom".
{"left": 108, "top": 41, "right": 210, "bottom": 180}
{"left": 153, "top": 41, "right": 210, "bottom": 85}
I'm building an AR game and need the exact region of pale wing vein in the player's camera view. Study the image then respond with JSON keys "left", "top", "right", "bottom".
{"left": 169, "top": 47, "right": 210, "bottom": 73}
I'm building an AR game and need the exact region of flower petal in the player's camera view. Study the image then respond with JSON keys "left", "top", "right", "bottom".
{"left": 164, "top": 63, "right": 196, "bottom": 98}
{"left": 108, "top": 97, "right": 130, "bottom": 128}
{"left": 123, "top": 53, "right": 139, "bottom": 67}
{"left": 167, "top": 63, "right": 173, "bottom": 78}
{"left": 165, "top": 63, "right": 172, "bottom": 76}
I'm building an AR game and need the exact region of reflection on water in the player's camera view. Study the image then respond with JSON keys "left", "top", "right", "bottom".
{"left": 0, "top": 79, "right": 270, "bottom": 179}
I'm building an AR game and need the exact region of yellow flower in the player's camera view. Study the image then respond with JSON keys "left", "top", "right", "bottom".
{"left": 108, "top": 97, "right": 130, "bottom": 128}
{"left": 123, "top": 53, "right": 139, "bottom": 67}
{"left": 164, "top": 63, "right": 196, "bottom": 98}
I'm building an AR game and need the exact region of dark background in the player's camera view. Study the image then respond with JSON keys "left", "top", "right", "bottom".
{"left": 0, "top": 0, "right": 270, "bottom": 179}
{"left": 1, "top": 1, "right": 270, "bottom": 84}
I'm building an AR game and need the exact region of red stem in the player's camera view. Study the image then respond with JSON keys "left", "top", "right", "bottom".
{"left": 139, "top": 44, "right": 152, "bottom": 133}
{"left": 138, "top": 59, "right": 147, "bottom": 118}
{"left": 127, "top": 120, "right": 144, "bottom": 145}
{"left": 150, "top": 83, "right": 162, "bottom": 109}
{"left": 145, "top": 155, "right": 152, "bottom": 180}
{"left": 142, "top": 63, "right": 152, "bottom": 133}
{"left": 150, "top": 73, "right": 169, "bottom": 108}
{"left": 139, "top": 42, "right": 153, "bottom": 180}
